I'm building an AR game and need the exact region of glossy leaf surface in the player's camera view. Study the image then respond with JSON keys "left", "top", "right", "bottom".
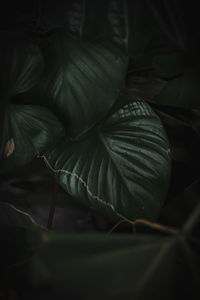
{"left": 41, "top": 94, "right": 170, "bottom": 221}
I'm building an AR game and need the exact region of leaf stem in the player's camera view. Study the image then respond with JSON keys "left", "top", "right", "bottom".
{"left": 109, "top": 218, "right": 179, "bottom": 235}
{"left": 108, "top": 220, "right": 126, "bottom": 233}
{"left": 131, "top": 219, "right": 179, "bottom": 235}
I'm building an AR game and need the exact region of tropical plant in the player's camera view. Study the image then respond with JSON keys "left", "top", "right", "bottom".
{"left": 0, "top": 1, "right": 199, "bottom": 299}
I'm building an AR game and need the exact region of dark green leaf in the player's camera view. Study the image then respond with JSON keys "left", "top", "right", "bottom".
{"left": 0, "top": 31, "right": 44, "bottom": 158}
{"left": 128, "top": 1, "right": 180, "bottom": 69}
{"left": 106, "top": 0, "right": 129, "bottom": 51}
{"left": 0, "top": 31, "right": 43, "bottom": 102}
{"left": 39, "top": 93, "right": 170, "bottom": 221}
{"left": 27, "top": 31, "right": 128, "bottom": 138}
{"left": 155, "top": 70, "right": 200, "bottom": 109}
{"left": 35, "top": 0, "right": 129, "bottom": 50}
{"left": 0, "top": 105, "right": 65, "bottom": 173}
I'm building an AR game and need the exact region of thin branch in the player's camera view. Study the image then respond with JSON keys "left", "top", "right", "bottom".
{"left": 8, "top": 203, "right": 37, "bottom": 225}
{"left": 131, "top": 219, "right": 179, "bottom": 235}
{"left": 7, "top": 203, "right": 46, "bottom": 230}
{"left": 108, "top": 220, "right": 126, "bottom": 234}
{"left": 109, "top": 218, "right": 179, "bottom": 235}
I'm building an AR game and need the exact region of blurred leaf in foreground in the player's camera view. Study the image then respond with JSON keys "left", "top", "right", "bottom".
{"left": 1, "top": 203, "right": 200, "bottom": 300}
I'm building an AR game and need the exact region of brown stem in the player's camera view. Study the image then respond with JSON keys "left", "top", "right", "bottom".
{"left": 108, "top": 218, "right": 179, "bottom": 235}
{"left": 48, "top": 183, "right": 59, "bottom": 229}
{"left": 131, "top": 219, "right": 179, "bottom": 235}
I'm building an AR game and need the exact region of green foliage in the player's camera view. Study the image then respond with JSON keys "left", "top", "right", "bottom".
{"left": 27, "top": 33, "right": 128, "bottom": 138}
{"left": 0, "top": 0, "right": 170, "bottom": 222}
{"left": 0, "top": 1, "right": 199, "bottom": 299}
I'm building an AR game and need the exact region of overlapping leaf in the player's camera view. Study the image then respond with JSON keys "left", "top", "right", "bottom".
{"left": 0, "top": 105, "right": 65, "bottom": 173}
{"left": 0, "top": 31, "right": 43, "bottom": 102}
{"left": 34, "top": 0, "right": 129, "bottom": 49}
{"left": 27, "top": 32, "right": 128, "bottom": 138}
{"left": 0, "top": 31, "right": 44, "bottom": 160}
{"left": 25, "top": 0, "right": 129, "bottom": 138}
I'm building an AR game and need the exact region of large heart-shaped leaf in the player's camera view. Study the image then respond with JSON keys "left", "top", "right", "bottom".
{"left": 40, "top": 93, "right": 170, "bottom": 221}
{"left": 0, "top": 104, "right": 65, "bottom": 173}
{"left": 27, "top": 31, "right": 128, "bottom": 138}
